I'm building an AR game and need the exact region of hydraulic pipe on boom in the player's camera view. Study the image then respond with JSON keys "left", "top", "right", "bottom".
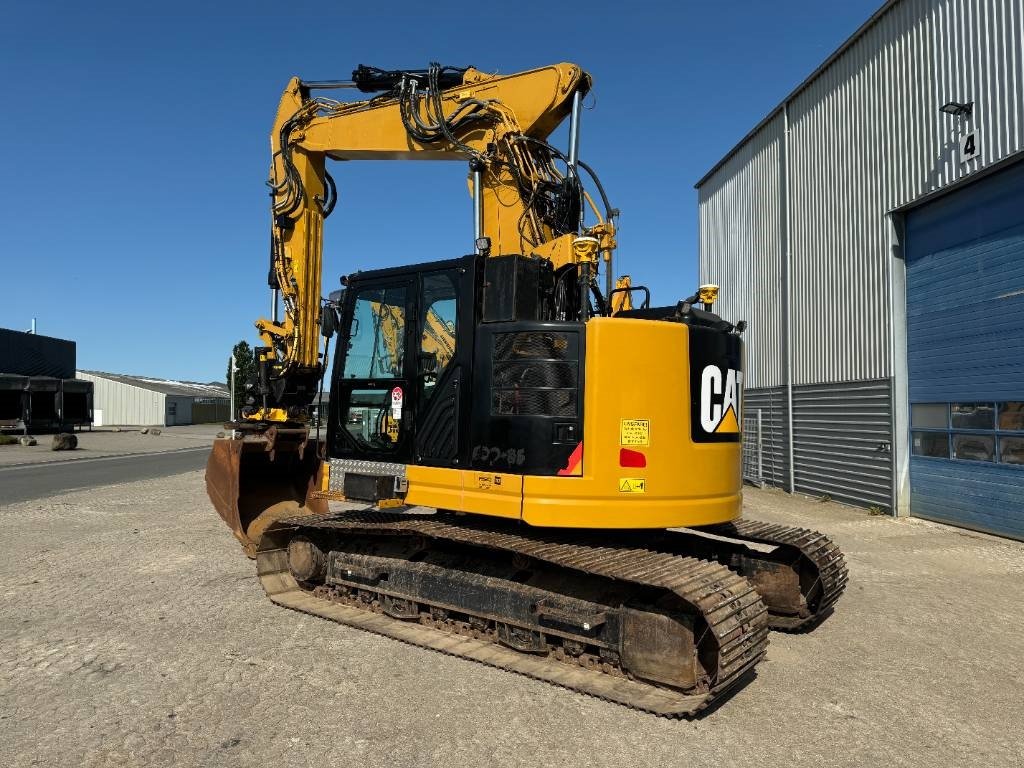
{"left": 243, "top": 62, "right": 616, "bottom": 426}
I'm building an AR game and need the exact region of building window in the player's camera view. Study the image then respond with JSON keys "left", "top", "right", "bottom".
{"left": 911, "top": 402, "right": 1023, "bottom": 467}
{"left": 998, "top": 402, "right": 1024, "bottom": 431}
{"left": 952, "top": 433, "right": 994, "bottom": 462}
{"left": 912, "top": 431, "right": 949, "bottom": 458}
{"left": 998, "top": 436, "right": 1024, "bottom": 465}
{"left": 951, "top": 403, "right": 994, "bottom": 430}
{"left": 911, "top": 403, "right": 948, "bottom": 429}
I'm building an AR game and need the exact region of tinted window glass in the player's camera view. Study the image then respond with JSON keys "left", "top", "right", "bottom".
{"left": 952, "top": 433, "right": 995, "bottom": 462}
{"left": 345, "top": 388, "right": 401, "bottom": 449}
{"left": 951, "top": 403, "right": 995, "bottom": 430}
{"left": 999, "top": 436, "right": 1024, "bottom": 465}
{"left": 420, "top": 272, "right": 458, "bottom": 403}
{"left": 911, "top": 404, "right": 948, "bottom": 429}
{"left": 343, "top": 286, "right": 407, "bottom": 379}
{"left": 998, "top": 402, "right": 1024, "bottom": 431}
{"left": 912, "top": 431, "right": 949, "bottom": 458}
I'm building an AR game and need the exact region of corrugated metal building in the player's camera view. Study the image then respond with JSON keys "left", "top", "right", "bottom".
{"left": 77, "top": 371, "right": 230, "bottom": 427}
{"left": 697, "top": 0, "right": 1024, "bottom": 538}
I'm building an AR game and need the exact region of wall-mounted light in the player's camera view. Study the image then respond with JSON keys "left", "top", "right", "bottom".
{"left": 940, "top": 100, "right": 974, "bottom": 117}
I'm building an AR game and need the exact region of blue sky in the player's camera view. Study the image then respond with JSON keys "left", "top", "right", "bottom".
{"left": 1, "top": 0, "right": 881, "bottom": 382}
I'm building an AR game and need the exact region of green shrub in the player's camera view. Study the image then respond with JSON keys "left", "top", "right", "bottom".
{"left": 0, "top": 434, "right": 18, "bottom": 446}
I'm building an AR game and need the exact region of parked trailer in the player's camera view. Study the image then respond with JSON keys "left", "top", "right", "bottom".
{"left": 60, "top": 379, "right": 93, "bottom": 430}
{"left": 0, "top": 375, "right": 28, "bottom": 432}
{"left": 26, "top": 377, "right": 61, "bottom": 432}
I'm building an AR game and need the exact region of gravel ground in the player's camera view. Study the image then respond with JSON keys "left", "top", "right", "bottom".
{"left": 0, "top": 425, "right": 223, "bottom": 467}
{"left": 2, "top": 475, "right": 1022, "bottom": 768}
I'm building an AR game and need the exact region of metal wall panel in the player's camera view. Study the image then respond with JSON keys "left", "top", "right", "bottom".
{"left": 76, "top": 372, "right": 166, "bottom": 426}
{"left": 165, "top": 397, "right": 193, "bottom": 426}
{"left": 698, "top": 113, "right": 785, "bottom": 389}
{"left": 0, "top": 329, "right": 75, "bottom": 378}
{"left": 909, "top": 460, "right": 1024, "bottom": 541}
{"left": 743, "top": 386, "right": 790, "bottom": 488}
{"left": 698, "top": 0, "right": 1024, "bottom": 387}
{"left": 905, "top": 158, "right": 1024, "bottom": 401}
{"left": 791, "top": 379, "right": 894, "bottom": 509}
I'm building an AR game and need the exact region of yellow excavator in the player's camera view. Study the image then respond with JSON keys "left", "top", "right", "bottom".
{"left": 206, "top": 62, "right": 847, "bottom": 716}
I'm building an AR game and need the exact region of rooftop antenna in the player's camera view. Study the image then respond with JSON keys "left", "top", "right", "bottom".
{"left": 26, "top": 318, "right": 36, "bottom": 334}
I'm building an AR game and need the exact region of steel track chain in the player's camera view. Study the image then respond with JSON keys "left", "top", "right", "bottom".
{"left": 702, "top": 518, "right": 848, "bottom": 630}
{"left": 256, "top": 511, "right": 770, "bottom": 716}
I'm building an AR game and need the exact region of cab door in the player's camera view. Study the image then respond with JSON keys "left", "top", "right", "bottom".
{"left": 414, "top": 266, "right": 471, "bottom": 466}
{"left": 330, "top": 279, "right": 415, "bottom": 463}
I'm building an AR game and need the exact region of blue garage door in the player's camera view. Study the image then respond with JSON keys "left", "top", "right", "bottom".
{"left": 906, "top": 158, "right": 1024, "bottom": 540}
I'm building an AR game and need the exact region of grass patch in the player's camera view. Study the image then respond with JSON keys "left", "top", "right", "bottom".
{"left": 0, "top": 434, "right": 19, "bottom": 446}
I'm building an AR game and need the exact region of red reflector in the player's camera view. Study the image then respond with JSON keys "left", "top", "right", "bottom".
{"left": 619, "top": 448, "right": 646, "bottom": 468}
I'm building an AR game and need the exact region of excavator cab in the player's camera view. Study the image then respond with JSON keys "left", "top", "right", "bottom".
{"left": 328, "top": 258, "right": 471, "bottom": 468}
{"left": 326, "top": 254, "right": 590, "bottom": 483}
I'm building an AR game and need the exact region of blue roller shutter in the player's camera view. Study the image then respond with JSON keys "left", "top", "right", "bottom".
{"left": 905, "top": 158, "right": 1024, "bottom": 540}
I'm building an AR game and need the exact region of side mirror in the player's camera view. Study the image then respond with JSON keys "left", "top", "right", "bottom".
{"left": 321, "top": 306, "right": 339, "bottom": 338}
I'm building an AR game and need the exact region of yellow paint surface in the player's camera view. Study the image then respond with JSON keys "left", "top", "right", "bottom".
{"left": 405, "top": 466, "right": 522, "bottom": 519}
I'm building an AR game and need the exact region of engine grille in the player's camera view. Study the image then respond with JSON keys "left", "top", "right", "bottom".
{"left": 493, "top": 331, "right": 571, "bottom": 361}
{"left": 491, "top": 331, "right": 578, "bottom": 417}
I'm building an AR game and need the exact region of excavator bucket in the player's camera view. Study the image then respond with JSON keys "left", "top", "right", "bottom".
{"left": 206, "top": 427, "right": 326, "bottom": 557}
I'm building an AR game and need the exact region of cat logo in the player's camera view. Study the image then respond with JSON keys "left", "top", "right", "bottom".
{"left": 700, "top": 365, "right": 743, "bottom": 434}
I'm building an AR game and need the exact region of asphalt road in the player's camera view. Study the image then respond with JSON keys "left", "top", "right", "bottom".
{"left": 0, "top": 448, "right": 210, "bottom": 504}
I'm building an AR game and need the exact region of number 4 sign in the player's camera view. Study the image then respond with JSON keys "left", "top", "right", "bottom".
{"left": 959, "top": 130, "right": 979, "bottom": 164}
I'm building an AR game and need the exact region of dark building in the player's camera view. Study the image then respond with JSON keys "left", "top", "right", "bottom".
{"left": 0, "top": 328, "right": 92, "bottom": 432}
{"left": 0, "top": 328, "right": 76, "bottom": 378}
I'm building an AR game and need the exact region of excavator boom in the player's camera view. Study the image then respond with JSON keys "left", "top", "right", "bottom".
{"left": 250, "top": 62, "right": 613, "bottom": 424}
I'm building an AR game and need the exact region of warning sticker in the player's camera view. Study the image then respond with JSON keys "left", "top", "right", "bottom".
{"left": 390, "top": 386, "right": 404, "bottom": 420}
{"left": 618, "top": 478, "right": 646, "bottom": 494}
{"left": 620, "top": 419, "right": 650, "bottom": 446}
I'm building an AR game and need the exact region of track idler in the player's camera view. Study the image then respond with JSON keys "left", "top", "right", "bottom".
{"left": 630, "top": 521, "right": 848, "bottom": 631}
{"left": 702, "top": 519, "right": 848, "bottom": 631}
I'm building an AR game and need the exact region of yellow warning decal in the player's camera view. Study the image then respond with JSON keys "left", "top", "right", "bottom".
{"left": 618, "top": 478, "right": 646, "bottom": 493}
{"left": 620, "top": 419, "right": 650, "bottom": 446}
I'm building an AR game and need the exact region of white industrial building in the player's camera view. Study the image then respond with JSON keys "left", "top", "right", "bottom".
{"left": 697, "top": 0, "right": 1023, "bottom": 538}
{"left": 77, "top": 371, "right": 230, "bottom": 427}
